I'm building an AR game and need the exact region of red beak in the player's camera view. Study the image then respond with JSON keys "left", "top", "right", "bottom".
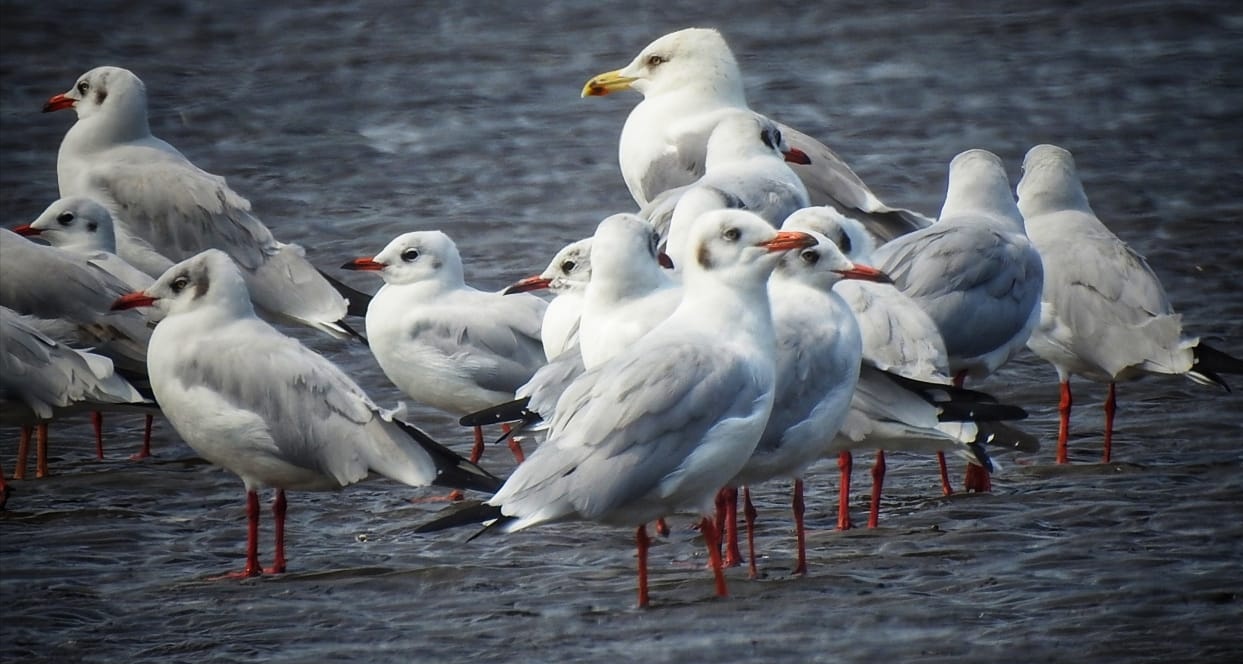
{"left": 782, "top": 147, "right": 812, "bottom": 165}
{"left": 340, "top": 257, "right": 385, "bottom": 272}
{"left": 761, "top": 230, "right": 818, "bottom": 252}
{"left": 836, "top": 263, "right": 893, "bottom": 283}
{"left": 43, "top": 93, "right": 75, "bottom": 113}
{"left": 657, "top": 251, "right": 675, "bottom": 269}
{"left": 12, "top": 224, "right": 40, "bottom": 237}
{"left": 502, "top": 275, "right": 552, "bottom": 295}
{"left": 111, "top": 292, "right": 158, "bottom": 310}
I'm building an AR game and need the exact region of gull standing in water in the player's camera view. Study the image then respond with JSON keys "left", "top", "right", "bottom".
{"left": 112, "top": 250, "right": 498, "bottom": 577}
{"left": 342, "top": 231, "right": 547, "bottom": 466}
{"left": 582, "top": 27, "right": 930, "bottom": 242}
{"left": 870, "top": 149, "right": 1044, "bottom": 493}
{"left": 417, "top": 210, "right": 815, "bottom": 608}
{"left": 1018, "top": 144, "right": 1243, "bottom": 463}
{"left": 44, "top": 66, "right": 359, "bottom": 338}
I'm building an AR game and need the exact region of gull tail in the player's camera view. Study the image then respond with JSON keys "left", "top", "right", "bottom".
{"left": 392, "top": 419, "right": 503, "bottom": 494}
{"left": 459, "top": 397, "right": 540, "bottom": 428}
{"left": 882, "top": 371, "right": 1029, "bottom": 421}
{"left": 413, "top": 500, "right": 514, "bottom": 539}
{"left": 971, "top": 420, "right": 1040, "bottom": 454}
{"left": 1190, "top": 342, "right": 1243, "bottom": 391}
{"left": 316, "top": 268, "right": 374, "bottom": 318}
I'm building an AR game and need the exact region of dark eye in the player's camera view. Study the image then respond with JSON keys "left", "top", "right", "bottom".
{"left": 560, "top": 260, "right": 576, "bottom": 273}
{"left": 57, "top": 212, "right": 75, "bottom": 226}
{"left": 170, "top": 276, "right": 190, "bottom": 293}
{"left": 722, "top": 227, "right": 741, "bottom": 242}
{"left": 800, "top": 249, "right": 820, "bottom": 265}
{"left": 838, "top": 231, "right": 852, "bottom": 255}
{"left": 401, "top": 248, "right": 419, "bottom": 262}
{"left": 77, "top": 81, "right": 89, "bottom": 94}
{"left": 646, "top": 54, "right": 666, "bottom": 67}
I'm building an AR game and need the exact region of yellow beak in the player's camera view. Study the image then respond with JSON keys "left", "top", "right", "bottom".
{"left": 581, "top": 69, "right": 637, "bottom": 98}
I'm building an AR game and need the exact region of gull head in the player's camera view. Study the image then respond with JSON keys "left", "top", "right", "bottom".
{"left": 503, "top": 238, "right": 594, "bottom": 295}
{"left": 781, "top": 206, "right": 877, "bottom": 263}
{"left": 939, "top": 148, "right": 1023, "bottom": 228}
{"left": 772, "top": 225, "right": 891, "bottom": 291}
{"left": 112, "top": 249, "right": 251, "bottom": 318}
{"left": 582, "top": 28, "right": 744, "bottom": 100}
{"left": 19, "top": 196, "right": 118, "bottom": 254}
{"left": 44, "top": 66, "right": 148, "bottom": 125}
{"left": 702, "top": 110, "right": 805, "bottom": 168}
{"left": 1016, "top": 144, "right": 1093, "bottom": 219}
{"left": 342, "top": 231, "right": 465, "bottom": 288}
{"left": 683, "top": 210, "right": 816, "bottom": 291}
{"left": 588, "top": 214, "right": 664, "bottom": 287}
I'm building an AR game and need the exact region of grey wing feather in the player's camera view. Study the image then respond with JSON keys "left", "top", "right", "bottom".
{"left": 408, "top": 302, "right": 547, "bottom": 395}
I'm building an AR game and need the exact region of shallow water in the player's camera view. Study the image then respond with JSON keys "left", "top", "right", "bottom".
{"left": 2, "top": 2, "right": 1243, "bottom": 662}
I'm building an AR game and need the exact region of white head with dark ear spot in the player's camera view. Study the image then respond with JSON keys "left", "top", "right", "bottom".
{"left": 540, "top": 238, "right": 593, "bottom": 293}
{"left": 47, "top": 66, "right": 149, "bottom": 134}
{"left": 781, "top": 206, "right": 877, "bottom": 263}
{"left": 683, "top": 209, "right": 817, "bottom": 292}
{"left": 367, "top": 231, "right": 465, "bottom": 289}
{"left": 144, "top": 249, "right": 253, "bottom": 319}
{"left": 27, "top": 196, "right": 118, "bottom": 253}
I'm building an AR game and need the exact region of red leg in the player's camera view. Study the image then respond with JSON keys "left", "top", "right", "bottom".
{"left": 713, "top": 487, "right": 728, "bottom": 547}
{"left": 0, "top": 460, "right": 8, "bottom": 510}
{"left": 868, "top": 450, "right": 886, "bottom": 529}
{"left": 36, "top": 423, "right": 48, "bottom": 479}
{"left": 792, "top": 479, "right": 807, "bottom": 576}
{"left": 837, "top": 450, "right": 853, "bottom": 530}
{"left": 722, "top": 486, "right": 742, "bottom": 567}
{"left": 131, "top": 415, "right": 154, "bottom": 460}
{"left": 964, "top": 462, "right": 992, "bottom": 493}
{"left": 699, "top": 516, "right": 728, "bottom": 599}
{"left": 15, "top": 426, "right": 30, "bottom": 480}
{"left": 1057, "top": 380, "right": 1072, "bottom": 464}
{"left": 447, "top": 426, "right": 487, "bottom": 502}
{"left": 264, "top": 489, "right": 288, "bottom": 574}
{"left": 502, "top": 423, "right": 525, "bottom": 464}
{"left": 936, "top": 451, "right": 953, "bottom": 496}
{"left": 655, "top": 517, "right": 670, "bottom": 538}
{"left": 635, "top": 524, "right": 651, "bottom": 608}
{"left": 217, "top": 490, "right": 263, "bottom": 579}
{"left": 91, "top": 411, "right": 104, "bottom": 460}
{"left": 1102, "top": 382, "right": 1116, "bottom": 464}
{"left": 743, "top": 486, "right": 758, "bottom": 579}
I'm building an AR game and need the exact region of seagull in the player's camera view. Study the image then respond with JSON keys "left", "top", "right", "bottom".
{"left": 342, "top": 231, "right": 547, "bottom": 465}
{"left": 870, "top": 149, "right": 1044, "bottom": 492}
{"left": 639, "top": 108, "right": 810, "bottom": 264}
{"left": 44, "top": 66, "right": 361, "bottom": 339}
{"left": 582, "top": 27, "right": 930, "bottom": 242}
{"left": 502, "top": 237, "right": 593, "bottom": 361}
{"left": 723, "top": 230, "right": 891, "bottom": 577}
{"left": 111, "top": 249, "right": 499, "bottom": 577}
{"left": 1, "top": 227, "right": 155, "bottom": 462}
{"left": 577, "top": 214, "right": 680, "bottom": 370}
{"left": 2, "top": 306, "right": 148, "bottom": 480}
{"left": 16, "top": 196, "right": 160, "bottom": 457}
{"left": 417, "top": 210, "right": 816, "bottom": 608}
{"left": 1017, "top": 144, "right": 1243, "bottom": 464}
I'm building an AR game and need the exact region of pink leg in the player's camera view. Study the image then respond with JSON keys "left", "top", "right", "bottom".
{"left": 1057, "top": 380, "right": 1072, "bottom": 464}
{"left": 131, "top": 415, "right": 154, "bottom": 460}
{"left": 837, "top": 451, "right": 853, "bottom": 531}
{"left": 502, "top": 423, "right": 525, "bottom": 464}
{"left": 655, "top": 517, "right": 670, "bottom": 538}
{"left": 35, "top": 423, "right": 48, "bottom": 479}
{"left": 1102, "top": 382, "right": 1116, "bottom": 464}
{"left": 15, "top": 426, "right": 30, "bottom": 480}
{"left": 792, "top": 479, "right": 807, "bottom": 576}
{"left": 636, "top": 524, "right": 651, "bottom": 608}
{"left": 743, "top": 486, "right": 759, "bottom": 579}
{"left": 264, "top": 489, "right": 287, "bottom": 574}
{"left": 92, "top": 411, "right": 104, "bottom": 460}
{"left": 868, "top": 450, "right": 886, "bottom": 529}
{"left": 699, "top": 516, "right": 728, "bottom": 599}
{"left": 722, "top": 487, "right": 742, "bottom": 568}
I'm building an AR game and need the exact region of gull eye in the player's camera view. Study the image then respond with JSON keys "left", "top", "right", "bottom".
{"left": 401, "top": 248, "right": 420, "bottom": 262}
{"left": 170, "top": 276, "right": 190, "bottom": 293}
{"left": 57, "top": 212, "right": 75, "bottom": 226}
{"left": 560, "top": 259, "right": 577, "bottom": 274}
{"left": 722, "top": 227, "right": 741, "bottom": 242}
{"left": 77, "top": 80, "right": 90, "bottom": 94}
{"left": 646, "top": 54, "right": 666, "bottom": 67}
{"left": 800, "top": 249, "right": 820, "bottom": 265}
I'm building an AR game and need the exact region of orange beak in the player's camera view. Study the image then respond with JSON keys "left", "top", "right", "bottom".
{"left": 340, "top": 257, "right": 385, "bottom": 271}
{"left": 43, "top": 93, "right": 75, "bottom": 113}
{"left": 12, "top": 224, "right": 40, "bottom": 237}
{"left": 111, "top": 292, "right": 157, "bottom": 310}
{"left": 835, "top": 263, "right": 893, "bottom": 283}
{"left": 782, "top": 147, "right": 811, "bottom": 165}
{"left": 761, "top": 230, "right": 818, "bottom": 252}
{"left": 502, "top": 275, "right": 552, "bottom": 295}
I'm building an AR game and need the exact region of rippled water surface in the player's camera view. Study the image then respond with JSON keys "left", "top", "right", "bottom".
{"left": 3, "top": 2, "right": 1242, "bottom": 662}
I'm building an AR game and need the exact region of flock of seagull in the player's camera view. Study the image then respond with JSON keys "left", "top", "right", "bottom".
{"left": 2, "top": 27, "right": 1240, "bottom": 607}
